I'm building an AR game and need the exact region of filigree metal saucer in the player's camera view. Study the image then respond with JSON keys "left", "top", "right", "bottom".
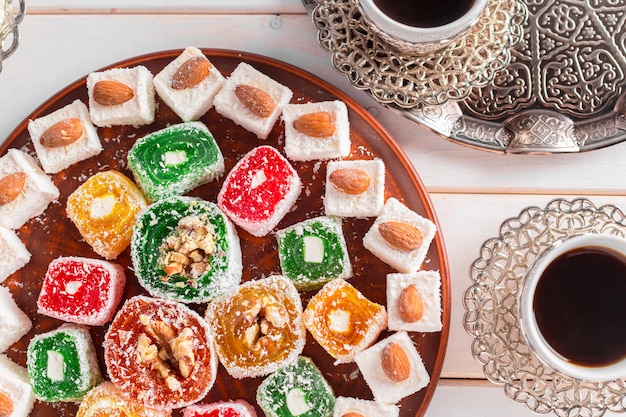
{"left": 0, "top": 0, "right": 25, "bottom": 72}
{"left": 310, "top": 0, "right": 527, "bottom": 109}
{"left": 464, "top": 198, "right": 626, "bottom": 417}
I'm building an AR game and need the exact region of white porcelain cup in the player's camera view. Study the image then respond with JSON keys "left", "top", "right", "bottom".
{"left": 519, "top": 234, "right": 626, "bottom": 381}
{"left": 358, "top": 0, "right": 488, "bottom": 55}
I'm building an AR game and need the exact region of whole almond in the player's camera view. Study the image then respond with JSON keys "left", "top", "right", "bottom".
{"left": 293, "top": 111, "right": 336, "bottom": 138}
{"left": 342, "top": 413, "right": 365, "bottom": 417}
{"left": 381, "top": 341, "right": 411, "bottom": 382}
{"left": 92, "top": 80, "right": 135, "bottom": 106}
{"left": 398, "top": 284, "right": 424, "bottom": 322}
{"left": 40, "top": 118, "right": 84, "bottom": 148}
{"left": 378, "top": 221, "right": 423, "bottom": 251}
{"left": 0, "top": 172, "right": 26, "bottom": 206}
{"left": 0, "top": 391, "right": 13, "bottom": 417}
{"left": 234, "top": 84, "right": 275, "bottom": 118}
{"left": 171, "top": 56, "right": 212, "bottom": 90}
{"left": 329, "top": 168, "right": 370, "bottom": 195}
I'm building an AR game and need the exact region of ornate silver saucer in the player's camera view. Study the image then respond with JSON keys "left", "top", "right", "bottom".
{"left": 309, "top": 0, "right": 526, "bottom": 108}
{"left": 307, "top": 0, "right": 626, "bottom": 153}
{"left": 464, "top": 198, "right": 626, "bottom": 417}
{"left": 0, "top": 0, "right": 25, "bottom": 72}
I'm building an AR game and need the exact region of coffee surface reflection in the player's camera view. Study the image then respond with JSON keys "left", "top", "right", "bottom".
{"left": 373, "top": 0, "right": 475, "bottom": 28}
{"left": 533, "top": 246, "right": 626, "bottom": 367}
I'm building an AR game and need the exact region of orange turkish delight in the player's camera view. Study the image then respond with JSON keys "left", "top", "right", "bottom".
{"left": 303, "top": 278, "right": 387, "bottom": 364}
{"left": 66, "top": 170, "right": 148, "bottom": 259}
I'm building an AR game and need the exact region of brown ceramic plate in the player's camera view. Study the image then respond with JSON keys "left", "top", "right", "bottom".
{"left": 0, "top": 49, "right": 450, "bottom": 417}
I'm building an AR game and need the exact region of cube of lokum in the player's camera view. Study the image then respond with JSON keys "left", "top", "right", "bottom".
{"left": 0, "top": 354, "right": 35, "bottom": 417}
{"left": 363, "top": 197, "right": 437, "bottom": 273}
{"left": 0, "top": 149, "right": 60, "bottom": 230}
{"left": 205, "top": 276, "right": 306, "bottom": 379}
{"left": 324, "top": 159, "right": 385, "bottom": 218}
{"left": 37, "top": 256, "right": 126, "bottom": 326}
{"left": 153, "top": 46, "right": 226, "bottom": 122}
{"left": 277, "top": 216, "right": 352, "bottom": 291}
{"left": 354, "top": 331, "right": 430, "bottom": 404}
{"left": 303, "top": 278, "right": 387, "bottom": 363}
{"left": 282, "top": 100, "right": 350, "bottom": 161}
{"left": 27, "top": 99, "right": 102, "bottom": 173}
{"left": 0, "top": 286, "right": 32, "bottom": 352}
{"left": 104, "top": 296, "right": 218, "bottom": 409}
{"left": 214, "top": 62, "right": 293, "bottom": 139}
{"left": 257, "top": 357, "right": 334, "bottom": 417}
{"left": 218, "top": 146, "right": 301, "bottom": 237}
{"left": 183, "top": 400, "right": 257, "bottom": 417}
{"left": 87, "top": 65, "right": 155, "bottom": 127}
{"left": 77, "top": 381, "right": 171, "bottom": 417}
{"left": 66, "top": 170, "right": 148, "bottom": 260}
{"left": 27, "top": 324, "right": 101, "bottom": 402}
{"left": 131, "top": 196, "right": 242, "bottom": 303}
{"left": 127, "top": 121, "right": 225, "bottom": 202}
{"left": 332, "top": 396, "right": 399, "bottom": 417}
{"left": 387, "top": 270, "right": 442, "bottom": 332}
{"left": 0, "top": 226, "right": 31, "bottom": 282}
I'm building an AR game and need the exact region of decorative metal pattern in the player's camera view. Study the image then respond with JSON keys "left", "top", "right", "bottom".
{"left": 464, "top": 198, "right": 626, "bottom": 417}
{"left": 309, "top": 0, "right": 626, "bottom": 153}
{"left": 0, "top": 0, "right": 25, "bottom": 73}
{"left": 311, "top": 0, "right": 526, "bottom": 108}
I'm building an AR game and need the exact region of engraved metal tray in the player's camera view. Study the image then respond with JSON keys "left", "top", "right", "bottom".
{"left": 464, "top": 198, "right": 626, "bottom": 417}
{"left": 0, "top": 0, "right": 25, "bottom": 72}
{"left": 308, "top": 0, "right": 626, "bottom": 153}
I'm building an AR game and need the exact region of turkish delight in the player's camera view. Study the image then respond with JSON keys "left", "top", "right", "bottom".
{"left": 127, "top": 121, "right": 224, "bottom": 202}
{"left": 153, "top": 46, "right": 226, "bottom": 122}
{"left": 27, "top": 99, "right": 102, "bottom": 173}
{"left": 218, "top": 145, "right": 301, "bottom": 237}
{"left": 131, "top": 196, "right": 242, "bottom": 303}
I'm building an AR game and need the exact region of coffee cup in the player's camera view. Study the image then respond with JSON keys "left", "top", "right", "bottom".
{"left": 519, "top": 234, "right": 626, "bottom": 381}
{"left": 358, "top": 0, "right": 488, "bottom": 55}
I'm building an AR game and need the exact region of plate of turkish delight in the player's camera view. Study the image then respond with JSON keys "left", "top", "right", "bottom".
{"left": 0, "top": 48, "right": 450, "bottom": 417}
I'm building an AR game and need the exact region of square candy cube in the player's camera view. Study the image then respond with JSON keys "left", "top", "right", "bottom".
{"left": 324, "top": 159, "right": 385, "bottom": 218}
{"left": 0, "top": 227, "right": 31, "bottom": 283}
{"left": 387, "top": 270, "right": 442, "bottom": 332}
{"left": 303, "top": 278, "right": 387, "bottom": 364}
{"left": 37, "top": 256, "right": 126, "bottom": 326}
{"left": 0, "top": 286, "right": 32, "bottom": 352}
{"left": 218, "top": 146, "right": 301, "bottom": 237}
{"left": 27, "top": 99, "right": 103, "bottom": 173}
{"left": 354, "top": 331, "right": 430, "bottom": 404}
{"left": 363, "top": 197, "right": 437, "bottom": 273}
{"left": 332, "top": 396, "right": 399, "bottom": 417}
{"left": 127, "top": 121, "right": 225, "bottom": 202}
{"left": 27, "top": 324, "right": 101, "bottom": 402}
{"left": 183, "top": 400, "right": 257, "bottom": 417}
{"left": 214, "top": 62, "right": 293, "bottom": 139}
{"left": 277, "top": 216, "right": 352, "bottom": 291}
{"left": 154, "top": 46, "right": 226, "bottom": 122}
{"left": 87, "top": 65, "right": 155, "bottom": 127}
{"left": 66, "top": 170, "right": 148, "bottom": 259}
{"left": 256, "top": 357, "right": 335, "bottom": 417}
{"left": 282, "top": 100, "right": 350, "bottom": 161}
{"left": 0, "top": 149, "right": 60, "bottom": 230}
{"left": 0, "top": 354, "right": 35, "bottom": 417}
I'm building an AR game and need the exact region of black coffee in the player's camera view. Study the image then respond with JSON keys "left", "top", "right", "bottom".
{"left": 533, "top": 246, "right": 626, "bottom": 367}
{"left": 373, "top": 0, "right": 475, "bottom": 28}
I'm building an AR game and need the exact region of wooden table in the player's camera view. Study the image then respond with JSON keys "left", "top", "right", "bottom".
{"left": 3, "top": 1, "right": 626, "bottom": 415}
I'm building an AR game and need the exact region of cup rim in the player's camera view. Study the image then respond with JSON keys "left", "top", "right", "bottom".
{"left": 519, "top": 234, "right": 626, "bottom": 381}
{"left": 359, "top": 0, "right": 489, "bottom": 43}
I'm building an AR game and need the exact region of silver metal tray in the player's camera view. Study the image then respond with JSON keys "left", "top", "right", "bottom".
{"left": 0, "top": 0, "right": 25, "bottom": 72}
{"left": 308, "top": 0, "right": 626, "bottom": 153}
{"left": 464, "top": 198, "right": 626, "bottom": 417}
